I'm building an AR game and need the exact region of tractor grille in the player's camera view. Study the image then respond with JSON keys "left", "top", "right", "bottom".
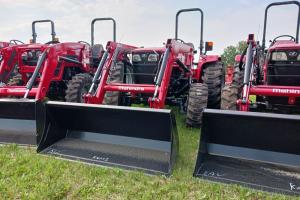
{"left": 132, "top": 63, "right": 157, "bottom": 84}
{"left": 267, "top": 63, "right": 300, "bottom": 86}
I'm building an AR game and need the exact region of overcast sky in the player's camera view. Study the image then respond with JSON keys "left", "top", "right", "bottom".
{"left": 0, "top": 0, "right": 298, "bottom": 54}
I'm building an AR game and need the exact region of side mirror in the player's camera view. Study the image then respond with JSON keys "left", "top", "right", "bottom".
{"left": 193, "top": 50, "right": 197, "bottom": 54}
{"left": 205, "top": 41, "right": 213, "bottom": 52}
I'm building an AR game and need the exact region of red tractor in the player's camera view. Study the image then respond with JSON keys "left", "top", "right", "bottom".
{"left": 68, "top": 8, "right": 223, "bottom": 126}
{"left": 0, "top": 40, "right": 23, "bottom": 50}
{"left": 194, "top": 1, "right": 300, "bottom": 196}
{"left": 36, "top": 8, "right": 224, "bottom": 176}
{"left": 0, "top": 20, "right": 58, "bottom": 84}
{"left": 0, "top": 18, "right": 116, "bottom": 145}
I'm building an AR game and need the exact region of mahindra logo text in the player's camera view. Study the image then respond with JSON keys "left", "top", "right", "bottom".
{"left": 272, "top": 88, "right": 300, "bottom": 94}
{"left": 118, "top": 86, "right": 145, "bottom": 91}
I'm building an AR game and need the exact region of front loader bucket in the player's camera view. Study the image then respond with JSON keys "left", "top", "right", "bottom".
{"left": 37, "top": 101, "right": 178, "bottom": 176}
{"left": 194, "top": 109, "right": 300, "bottom": 196}
{"left": 0, "top": 99, "right": 38, "bottom": 145}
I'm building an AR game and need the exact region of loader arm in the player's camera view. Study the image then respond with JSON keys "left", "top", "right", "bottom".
{"left": 35, "top": 43, "right": 88, "bottom": 100}
{"left": 85, "top": 41, "right": 137, "bottom": 104}
{"left": 149, "top": 39, "right": 194, "bottom": 108}
{"left": 34, "top": 47, "right": 58, "bottom": 100}
{"left": 0, "top": 47, "right": 18, "bottom": 82}
{"left": 237, "top": 34, "right": 257, "bottom": 111}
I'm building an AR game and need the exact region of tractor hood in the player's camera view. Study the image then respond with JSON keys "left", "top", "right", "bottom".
{"left": 269, "top": 40, "right": 300, "bottom": 51}
{"left": 132, "top": 47, "right": 166, "bottom": 54}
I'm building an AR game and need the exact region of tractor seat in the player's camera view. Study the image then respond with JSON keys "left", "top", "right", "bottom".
{"left": 91, "top": 44, "right": 104, "bottom": 67}
{"left": 185, "top": 42, "right": 194, "bottom": 49}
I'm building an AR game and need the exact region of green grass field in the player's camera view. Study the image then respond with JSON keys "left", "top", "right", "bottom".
{"left": 0, "top": 112, "right": 298, "bottom": 200}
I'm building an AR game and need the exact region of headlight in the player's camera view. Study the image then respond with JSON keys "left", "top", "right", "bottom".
{"left": 35, "top": 51, "right": 41, "bottom": 57}
{"left": 21, "top": 52, "right": 28, "bottom": 60}
{"left": 288, "top": 51, "right": 298, "bottom": 57}
{"left": 28, "top": 51, "right": 33, "bottom": 58}
{"left": 271, "top": 52, "right": 287, "bottom": 61}
{"left": 132, "top": 54, "right": 141, "bottom": 62}
{"left": 148, "top": 54, "right": 158, "bottom": 62}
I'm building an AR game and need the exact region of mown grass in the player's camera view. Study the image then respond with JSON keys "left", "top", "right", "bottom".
{"left": 0, "top": 112, "right": 298, "bottom": 199}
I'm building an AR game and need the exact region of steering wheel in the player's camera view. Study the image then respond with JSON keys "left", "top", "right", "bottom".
{"left": 272, "top": 35, "right": 296, "bottom": 43}
{"left": 175, "top": 38, "right": 185, "bottom": 43}
{"left": 78, "top": 41, "right": 90, "bottom": 46}
{"left": 9, "top": 39, "right": 24, "bottom": 45}
{"left": 45, "top": 40, "right": 60, "bottom": 45}
{"left": 174, "top": 38, "right": 196, "bottom": 50}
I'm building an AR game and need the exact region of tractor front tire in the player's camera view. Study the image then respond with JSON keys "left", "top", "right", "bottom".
{"left": 221, "top": 83, "right": 239, "bottom": 110}
{"left": 232, "top": 64, "right": 244, "bottom": 87}
{"left": 186, "top": 83, "right": 208, "bottom": 127}
{"left": 7, "top": 74, "right": 23, "bottom": 86}
{"left": 103, "top": 63, "right": 125, "bottom": 105}
{"left": 65, "top": 73, "right": 93, "bottom": 102}
{"left": 202, "top": 62, "right": 224, "bottom": 109}
{"left": 103, "top": 62, "right": 134, "bottom": 105}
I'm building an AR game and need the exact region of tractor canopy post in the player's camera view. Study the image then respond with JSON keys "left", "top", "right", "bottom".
{"left": 175, "top": 8, "right": 204, "bottom": 54}
{"left": 32, "top": 20, "right": 56, "bottom": 43}
{"left": 91, "top": 18, "right": 116, "bottom": 46}
{"left": 262, "top": 1, "right": 300, "bottom": 50}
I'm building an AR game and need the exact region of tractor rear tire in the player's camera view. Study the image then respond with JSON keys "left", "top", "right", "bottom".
{"left": 65, "top": 73, "right": 93, "bottom": 102}
{"left": 186, "top": 83, "right": 208, "bottom": 127}
{"left": 221, "top": 83, "right": 239, "bottom": 110}
{"left": 202, "top": 62, "right": 224, "bottom": 109}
